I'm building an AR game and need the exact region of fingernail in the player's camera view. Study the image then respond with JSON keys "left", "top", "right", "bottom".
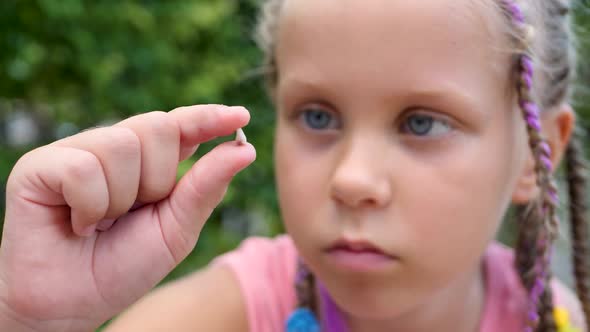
{"left": 97, "top": 219, "right": 115, "bottom": 231}
{"left": 131, "top": 201, "right": 145, "bottom": 210}
{"left": 80, "top": 224, "right": 97, "bottom": 237}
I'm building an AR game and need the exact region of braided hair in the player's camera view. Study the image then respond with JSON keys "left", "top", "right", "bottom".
{"left": 502, "top": 1, "right": 590, "bottom": 331}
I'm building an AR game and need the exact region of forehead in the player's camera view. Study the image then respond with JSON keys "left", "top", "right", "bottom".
{"left": 275, "top": 0, "right": 511, "bottom": 103}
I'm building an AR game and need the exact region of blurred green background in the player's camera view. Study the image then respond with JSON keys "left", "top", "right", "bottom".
{"left": 0, "top": 0, "right": 282, "bottom": 282}
{"left": 0, "top": 0, "right": 589, "bottom": 328}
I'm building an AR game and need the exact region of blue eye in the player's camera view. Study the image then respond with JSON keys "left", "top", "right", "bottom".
{"left": 302, "top": 108, "right": 337, "bottom": 130}
{"left": 403, "top": 114, "right": 451, "bottom": 137}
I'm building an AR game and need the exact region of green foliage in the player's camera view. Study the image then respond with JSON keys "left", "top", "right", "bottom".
{"left": 0, "top": 0, "right": 280, "bottom": 278}
{"left": 0, "top": 2, "right": 589, "bottom": 330}
{"left": 573, "top": 2, "right": 590, "bottom": 122}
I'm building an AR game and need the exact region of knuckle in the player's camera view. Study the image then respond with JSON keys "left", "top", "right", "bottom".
{"left": 186, "top": 172, "right": 225, "bottom": 211}
{"left": 65, "top": 150, "right": 103, "bottom": 182}
{"left": 165, "top": 224, "right": 195, "bottom": 263}
{"left": 105, "top": 191, "right": 136, "bottom": 219}
{"left": 104, "top": 127, "right": 141, "bottom": 158}
{"left": 144, "top": 111, "right": 178, "bottom": 140}
{"left": 140, "top": 180, "right": 174, "bottom": 202}
{"left": 87, "top": 201, "right": 109, "bottom": 221}
{"left": 159, "top": 207, "right": 197, "bottom": 263}
{"left": 172, "top": 104, "right": 219, "bottom": 121}
{"left": 5, "top": 150, "right": 36, "bottom": 195}
{"left": 169, "top": 105, "right": 188, "bottom": 113}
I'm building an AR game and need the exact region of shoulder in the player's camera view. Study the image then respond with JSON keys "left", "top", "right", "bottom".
{"left": 551, "top": 279, "right": 587, "bottom": 332}
{"left": 105, "top": 263, "right": 248, "bottom": 331}
{"left": 106, "top": 235, "right": 298, "bottom": 331}
{"left": 213, "top": 234, "right": 298, "bottom": 288}
{"left": 214, "top": 234, "right": 297, "bottom": 271}
{"left": 484, "top": 243, "right": 586, "bottom": 332}
{"left": 212, "top": 234, "right": 299, "bottom": 331}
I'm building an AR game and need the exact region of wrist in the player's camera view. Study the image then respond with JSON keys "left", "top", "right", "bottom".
{"left": 0, "top": 282, "right": 96, "bottom": 332}
{"left": 0, "top": 302, "right": 43, "bottom": 332}
{"left": 0, "top": 303, "right": 99, "bottom": 332}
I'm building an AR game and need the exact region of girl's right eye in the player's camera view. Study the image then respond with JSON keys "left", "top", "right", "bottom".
{"left": 298, "top": 105, "right": 340, "bottom": 131}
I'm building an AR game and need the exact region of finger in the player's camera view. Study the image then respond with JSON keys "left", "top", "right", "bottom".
{"left": 115, "top": 111, "right": 180, "bottom": 203}
{"left": 96, "top": 218, "right": 116, "bottom": 231}
{"left": 112, "top": 105, "right": 250, "bottom": 203}
{"left": 157, "top": 141, "right": 256, "bottom": 262}
{"left": 179, "top": 144, "right": 200, "bottom": 162}
{"left": 7, "top": 146, "right": 109, "bottom": 236}
{"left": 168, "top": 105, "right": 250, "bottom": 161}
{"left": 84, "top": 141, "right": 255, "bottom": 303}
{"left": 96, "top": 201, "right": 144, "bottom": 231}
{"left": 51, "top": 127, "right": 141, "bottom": 219}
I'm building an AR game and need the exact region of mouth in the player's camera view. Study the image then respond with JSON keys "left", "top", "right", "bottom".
{"left": 324, "top": 238, "right": 398, "bottom": 272}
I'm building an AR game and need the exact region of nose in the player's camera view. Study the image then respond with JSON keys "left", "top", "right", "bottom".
{"left": 330, "top": 137, "right": 393, "bottom": 209}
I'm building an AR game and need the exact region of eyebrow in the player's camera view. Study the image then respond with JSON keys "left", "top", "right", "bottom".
{"left": 401, "top": 82, "right": 481, "bottom": 114}
{"left": 279, "top": 77, "right": 484, "bottom": 119}
{"left": 278, "top": 78, "right": 330, "bottom": 98}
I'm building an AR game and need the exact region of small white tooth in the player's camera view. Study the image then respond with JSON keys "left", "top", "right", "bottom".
{"left": 235, "top": 128, "right": 247, "bottom": 144}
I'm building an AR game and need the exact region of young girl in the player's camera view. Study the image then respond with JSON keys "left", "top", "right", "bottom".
{"left": 0, "top": 0, "right": 589, "bottom": 331}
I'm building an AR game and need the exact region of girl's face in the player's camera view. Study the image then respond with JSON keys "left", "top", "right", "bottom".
{"left": 274, "top": 0, "right": 528, "bottom": 321}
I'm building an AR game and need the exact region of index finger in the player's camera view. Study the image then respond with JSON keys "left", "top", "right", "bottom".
{"left": 168, "top": 104, "right": 251, "bottom": 151}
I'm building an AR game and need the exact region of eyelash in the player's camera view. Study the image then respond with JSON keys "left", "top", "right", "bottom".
{"left": 296, "top": 104, "right": 340, "bottom": 131}
{"left": 399, "top": 112, "right": 453, "bottom": 138}
{"left": 293, "top": 104, "right": 454, "bottom": 138}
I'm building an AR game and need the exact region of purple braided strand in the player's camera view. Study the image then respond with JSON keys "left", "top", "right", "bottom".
{"left": 502, "top": 1, "right": 560, "bottom": 331}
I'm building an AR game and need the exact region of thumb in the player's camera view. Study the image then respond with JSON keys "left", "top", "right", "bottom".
{"left": 157, "top": 141, "right": 256, "bottom": 261}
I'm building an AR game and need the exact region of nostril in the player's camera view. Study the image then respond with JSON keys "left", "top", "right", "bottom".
{"left": 330, "top": 148, "right": 393, "bottom": 209}
{"left": 361, "top": 197, "right": 378, "bottom": 208}
{"left": 331, "top": 185, "right": 382, "bottom": 209}
{"left": 354, "top": 197, "right": 380, "bottom": 210}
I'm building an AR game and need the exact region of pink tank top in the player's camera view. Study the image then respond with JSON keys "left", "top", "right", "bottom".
{"left": 213, "top": 235, "right": 582, "bottom": 332}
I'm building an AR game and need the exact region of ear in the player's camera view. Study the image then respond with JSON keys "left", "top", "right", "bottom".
{"left": 511, "top": 103, "right": 576, "bottom": 204}
{"left": 542, "top": 103, "right": 576, "bottom": 167}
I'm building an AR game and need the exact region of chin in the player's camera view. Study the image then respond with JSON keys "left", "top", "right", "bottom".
{"left": 320, "top": 269, "right": 427, "bottom": 320}
{"left": 338, "top": 294, "right": 410, "bottom": 321}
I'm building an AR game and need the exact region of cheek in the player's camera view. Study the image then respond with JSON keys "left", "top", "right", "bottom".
{"left": 274, "top": 124, "right": 328, "bottom": 235}
{"left": 401, "top": 122, "right": 524, "bottom": 276}
{"left": 402, "top": 156, "right": 506, "bottom": 255}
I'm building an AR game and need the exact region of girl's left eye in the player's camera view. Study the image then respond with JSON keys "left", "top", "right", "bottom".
{"left": 299, "top": 106, "right": 340, "bottom": 131}
{"left": 401, "top": 114, "right": 452, "bottom": 137}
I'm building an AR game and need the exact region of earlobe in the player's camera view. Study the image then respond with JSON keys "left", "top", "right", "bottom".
{"left": 511, "top": 103, "right": 575, "bottom": 205}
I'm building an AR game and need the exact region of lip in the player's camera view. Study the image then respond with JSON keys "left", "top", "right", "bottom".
{"left": 324, "top": 238, "right": 398, "bottom": 272}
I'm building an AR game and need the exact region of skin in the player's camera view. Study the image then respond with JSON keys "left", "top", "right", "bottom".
{"left": 0, "top": 1, "right": 578, "bottom": 331}
{"left": 273, "top": 0, "right": 574, "bottom": 331}
{"left": 0, "top": 106, "right": 256, "bottom": 331}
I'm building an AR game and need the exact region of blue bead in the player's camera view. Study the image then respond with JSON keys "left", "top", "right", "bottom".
{"left": 286, "top": 308, "right": 320, "bottom": 332}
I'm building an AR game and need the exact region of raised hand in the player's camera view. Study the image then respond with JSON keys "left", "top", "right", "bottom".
{"left": 0, "top": 105, "right": 256, "bottom": 332}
